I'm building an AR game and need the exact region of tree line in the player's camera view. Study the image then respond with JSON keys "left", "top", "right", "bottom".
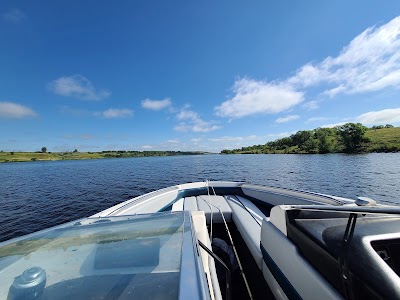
{"left": 221, "top": 123, "right": 397, "bottom": 154}
{"left": 101, "top": 150, "right": 207, "bottom": 158}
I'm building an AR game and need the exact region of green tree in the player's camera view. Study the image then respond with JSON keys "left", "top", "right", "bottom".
{"left": 303, "top": 137, "right": 318, "bottom": 153}
{"left": 41, "top": 147, "right": 47, "bottom": 153}
{"left": 275, "top": 137, "right": 292, "bottom": 150}
{"left": 319, "top": 134, "right": 331, "bottom": 153}
{"left": 291, "top": 130, "right": 312, "bottom": 149}
{"left": 337, "top": 123, "right": 367, "bottom": 153}
{"left": 315, "top": 128, "right": 335, "bottom": 153}
{"left": 73, "top": 149, "right": 78, "bottom": 153}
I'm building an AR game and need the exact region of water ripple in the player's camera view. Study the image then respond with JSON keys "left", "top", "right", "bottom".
{"left": 0, "top": 153, "right": 399, "bottom": 242}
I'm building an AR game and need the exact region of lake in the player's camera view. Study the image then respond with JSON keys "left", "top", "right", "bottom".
{"left": 0, "top": 153, "right": 399, "bottom": 242}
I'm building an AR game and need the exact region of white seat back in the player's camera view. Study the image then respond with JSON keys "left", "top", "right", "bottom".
{"left": 260, "top": 216, "right": 342, "bottom": 300}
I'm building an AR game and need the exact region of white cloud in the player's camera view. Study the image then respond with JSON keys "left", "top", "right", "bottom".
{"left": 175, "top": 108, "right": 221, "bottom": 132}
{"left": 209, "top": 135, "right": 259, "bottom": 143}
{"left": 210, "top": 133, "right": 293, "bottom": 144}
{"left": 137, "top": 140, "right": 198, "bottom": 151}
{"left": 80, "top": 134, "right": 94, "bottom": 140}
{"left": 141, "top": 145, "right": 153, "bottom": 149}
{"left": 141, "top": 98, "right": 171, "bottom": 111}
{"left": 174, "top": 121, "right": 221, "bottom": 133}
{"left": 191, "top": 138, "right": 202, "bottom": 143}
{"left": 63, "top": 134, "right": 95, "bottom": 140}
{"left": 320, "top": 108, "right": 400, "bottom": 127}
{"left": 275, "top": 115, "right": 299, "bottom": 124}
{"left": 306, "top": 117, "right": 332, "bottom": 123}
{"left": 177, "top": 109, "right": 199, "bottom": 120}
{"left": 289, "top": 16, "right": 400, "bottom": 96}
{"left": 302, "top": 101, "right": 319, "bottom": 110}
{"left": 59, "top": 105, "right": 91, "bottom": 117}
{"left": 287, "top": 64, "right": 323, "bottom": 88}
{"left": 206, "top": 132, "right": 295, "bottom": 151}
{"left": 97, "top": 108, "right": 134, "bottom": 119}
{"left": 321, "top": 122, "right": 347, "bottom": 128}
{"left": 48, "top": 75, "right": 110, "bottom": 100}
{"left": 355, "top": 108, "right": 400, "bottom": 125}
{"left": 321, "top": 85, "right": 347, "bottom": 98}
{"left": 2, "top": 9, "right": 26, "bottom": 23}
{"left": 167, "top": 139, "right": 180, "bottom": 143}
{"left": 215, "top": 78, "right": 304, "bottom": 118}
{"left": 0, "top": 101, "right": 37, "bottom": 119}
{"left": 205, "top": 135, "right": 263, "bottom": 151}
{"left": 266, "top": 132, "right": 294, "bottom": 139}
{"left": 215, "top": 17, "right": 400, "bottom": 120}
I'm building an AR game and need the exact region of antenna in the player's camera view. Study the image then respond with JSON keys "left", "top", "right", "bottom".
{"left": 206, "top": 180, "right": 213, "bottom": 241}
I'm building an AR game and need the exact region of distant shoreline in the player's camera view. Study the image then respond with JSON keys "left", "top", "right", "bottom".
{"left": 2, "top": 151, "right": 399, "bottom": 164}
{"left": 0, "top": 151, "right": 211, "bottom": 163}
{"left": 221, "top": 125, "right": 400, "bottom": 155}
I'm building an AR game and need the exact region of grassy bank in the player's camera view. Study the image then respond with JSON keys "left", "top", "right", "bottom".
{"left": 363, "top": 127, "right": 400, "bottom": 152}
{"left": 221, "top": 125, "right": 400, "bottom": 154}
{"left": 0, "top": 151, "right": 209, "bottom": 163}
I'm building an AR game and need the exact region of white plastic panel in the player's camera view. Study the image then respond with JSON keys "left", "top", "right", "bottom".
{"left": 261, "top": 261, "right": 289, "bottom": 300}
{"left": 235, "top": 195, "right": 267, "bottom": 225}
{"left": 225, "top": 195, "right": 263, "bottom": 269}
{"left": 241, "top": 184, "right": 341, "bottom": 206}
{"left": 172, "top": 198, "right": 184, "bottom": 211}
{"left": 114, "top": 192, "right": 180, "bottom": 215}
{"left": 269, "top": 205, "right": 290, "bottom": 236}
{"left": 260, "top": 219, "right": 342, "bottom": 300}
{"left": 184, "top": 197, "right": 198, "bottom": 212}
{"left": 191, "top": 211, "right": 222, "bottom": 300}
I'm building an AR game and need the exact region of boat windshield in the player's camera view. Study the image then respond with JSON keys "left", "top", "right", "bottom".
{"left": 0, "top": 212, "right": 185, "bottom": 300}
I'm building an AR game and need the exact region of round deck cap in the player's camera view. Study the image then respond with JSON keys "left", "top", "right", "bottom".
{"left": 14, "top": 267, "right": 46, "bottom": 288}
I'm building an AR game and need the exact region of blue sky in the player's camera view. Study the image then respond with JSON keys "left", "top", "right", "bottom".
{"left": 1, "top": 1, "right": 400, "bottom": 152}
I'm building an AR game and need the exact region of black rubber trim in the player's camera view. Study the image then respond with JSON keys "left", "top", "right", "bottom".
{"left": 260, "top": 243, "right": 303, "bottom": 300}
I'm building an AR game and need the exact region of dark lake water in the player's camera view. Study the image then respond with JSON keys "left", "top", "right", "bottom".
{"left": 0, "top": 153, "right": 399, "bottom": 242}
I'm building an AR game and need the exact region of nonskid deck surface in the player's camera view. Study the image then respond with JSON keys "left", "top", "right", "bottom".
{"left": 171, "top": 194, "right": 271, "bottom": 223}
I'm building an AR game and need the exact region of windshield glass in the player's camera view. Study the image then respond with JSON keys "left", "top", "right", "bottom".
{"left": 0, "top": 212, "right": 184, "bottom": 300}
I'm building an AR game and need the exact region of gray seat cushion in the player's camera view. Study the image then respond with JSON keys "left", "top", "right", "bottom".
{"left": 197, "top": 195, "right": 232, "bottom": 224}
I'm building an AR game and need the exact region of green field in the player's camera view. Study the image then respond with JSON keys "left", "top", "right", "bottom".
{"left": 363, "top": 127, "right": 400, "bottom": 152}
{"left": 0, "top": 151, "right": 209, "bottom": 163}
{"left": 0, "top": 152, "right": 103, "bottom": 163}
